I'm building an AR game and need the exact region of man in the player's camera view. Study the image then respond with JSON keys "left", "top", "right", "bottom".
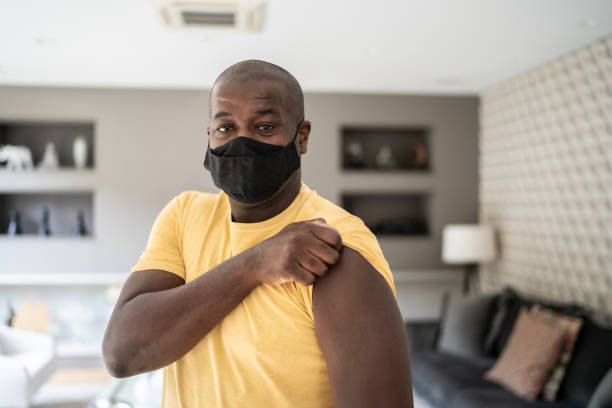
{"left": 102, "top": 60, "right": 413, "bottom": 407}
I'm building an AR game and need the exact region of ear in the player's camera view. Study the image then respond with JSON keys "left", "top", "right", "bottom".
{"left": 206, "top": 127, "right": 210, "bottom": 137}
{"left": 297, "top": 120, "right": 311, "bottom": 154}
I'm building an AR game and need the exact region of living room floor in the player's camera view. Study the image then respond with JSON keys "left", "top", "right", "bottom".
{"left": 31, "top": 367, "right": 113, "bottom": 408}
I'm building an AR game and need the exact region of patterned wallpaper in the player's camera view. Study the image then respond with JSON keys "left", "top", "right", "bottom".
{"left": 479, "top": 35, "right": 612, "bottom": 323}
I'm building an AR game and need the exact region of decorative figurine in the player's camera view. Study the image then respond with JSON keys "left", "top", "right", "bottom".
{"left": 74, "top": 209, "right": 88, "bottom": 236}
{"left": 38, "top": 206, "right": 51, "bottom": 236}
{"left": 38, "top": 142, "right": 59, "bottom": 170}
{"left": 345, "top": 139, "right": 365, "bottom": 168}
{"left": 0, "top": 144, "right": 34, "bottom": 170}
{"left": 7, "top": 209, "right": 22, "bottom": 235}
{"left": 6, "top": 301, "right": 16, "bottom": 327}
{"left": 407, "top": 140, "right": 428, "bottom": 169}
{"left": 72, "top": 136, "right": 88, "bottom": 169}
{"left": 376, "top": 144, "right": 397, "bottom": 169}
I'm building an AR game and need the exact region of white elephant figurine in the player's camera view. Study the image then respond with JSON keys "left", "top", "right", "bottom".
{"left": 0, "top": 145, "right": 34, "bottom": 170}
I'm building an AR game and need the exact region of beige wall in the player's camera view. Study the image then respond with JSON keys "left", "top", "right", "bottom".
{"left": 0, "top": 86, "right": 478, "bottom": 280}
{"left": 479, "top": 35, "right": 612, "bottom": 322}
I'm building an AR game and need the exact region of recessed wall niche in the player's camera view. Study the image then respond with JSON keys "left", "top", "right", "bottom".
{"left": 342, "top": 193, "right": 430, "bottom": 236}
{"left": 341, "top": 126, "right": 430, "bottom": 171}
{"left": 0, "top": 121, "right": 95, "bottom": 169}
{"left": 0, "top": 192, "right": 94, "bottom": 237}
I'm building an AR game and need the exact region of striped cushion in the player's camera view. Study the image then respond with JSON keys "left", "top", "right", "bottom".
{"left": 531, "top": 305, "right": 583, "bottom": 401}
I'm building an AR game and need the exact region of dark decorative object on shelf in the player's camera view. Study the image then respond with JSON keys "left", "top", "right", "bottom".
{"left": 406, "top": 140, "right": 428, "bottom": 168}
{"left": 75, "top": 209, "right": 88, "bottom": 236}
{"left": 6, "top": 301, "right": 16, "bottom": 326}
{"left": 345, "top": 139, "right": 365, "bottom": 168}
{"left": 38, "top": 206, "right": 51, "bottom": 236}
{"left": 7, "top": 209, "right": 22, "bottom": 235}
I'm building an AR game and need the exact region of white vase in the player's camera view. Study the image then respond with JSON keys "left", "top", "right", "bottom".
{"left": 72, "top": 136, "right": 87, "bottom": 169}
{"left": 38, "top": 142, "right": 59, "bottom": 170}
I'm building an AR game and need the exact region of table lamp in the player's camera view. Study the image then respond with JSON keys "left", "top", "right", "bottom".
{"left": 442, "top": 224, "right": 496, "bottom": 293}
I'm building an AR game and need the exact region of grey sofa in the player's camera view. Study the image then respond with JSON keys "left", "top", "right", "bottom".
{"left": 405, "top": 288, "right": 612, "bottom": 408}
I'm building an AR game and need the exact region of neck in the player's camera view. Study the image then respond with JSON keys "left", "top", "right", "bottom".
{"left": 229, "top": 169, "right": 302, "bottom": 223}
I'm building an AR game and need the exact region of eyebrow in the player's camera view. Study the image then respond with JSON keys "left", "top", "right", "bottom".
{"left": 254, "top": 108, "right": 279, "bottom": 117}
{"left": 213, "top": 111, "right": 231, "bottom": 119}
{"left": 212, "top": 108, "right": 280, "bottom": 120}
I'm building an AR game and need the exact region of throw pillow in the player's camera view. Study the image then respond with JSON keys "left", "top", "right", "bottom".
{"left": 437, "top": 292, "right": 495, "bottom": 359}
{"left": 483, "top": 287, "right": 527, "bottom": 357}
{"left": 485, "top": 308, "right": 568, "bottom": 401}
{"left": 531, "top": 305, "right": 583, "bottom": 402}
{"left": 483, "top": 288, "right": 585, "bottom": 358}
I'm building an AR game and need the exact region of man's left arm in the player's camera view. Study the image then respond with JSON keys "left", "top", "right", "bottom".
{"left": 313, "top": 246, "right": 414, "bottom": 408}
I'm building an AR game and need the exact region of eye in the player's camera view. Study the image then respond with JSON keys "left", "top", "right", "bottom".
{"left": 216, "top": 124, "right": 234, "bottom": 133}
{"left": 256, "top": 123, "right": 276, "bottom": 132}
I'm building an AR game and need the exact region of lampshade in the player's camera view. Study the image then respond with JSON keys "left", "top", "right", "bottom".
{"left": 442, "top": 224, "right": 496, "bottom": 264}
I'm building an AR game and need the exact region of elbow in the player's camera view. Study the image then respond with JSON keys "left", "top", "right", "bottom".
{"left": 102, "top": 336, "right": 132, "bottom": 378}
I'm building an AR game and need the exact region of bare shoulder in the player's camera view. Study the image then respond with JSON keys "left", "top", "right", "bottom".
{"left": 311, "top": 246, "right": 412, "bottom": 407}
{"left": 313, "top": 246, "right": 394, "bottom": 316}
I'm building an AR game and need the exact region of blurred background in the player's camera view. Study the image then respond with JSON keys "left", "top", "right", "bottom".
{"left": 0, "top": 1, "right": 611, "bottom": 407}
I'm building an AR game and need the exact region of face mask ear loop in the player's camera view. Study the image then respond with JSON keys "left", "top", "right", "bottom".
{"left": 292, "top": 120, "right": 304, "bottom": 148}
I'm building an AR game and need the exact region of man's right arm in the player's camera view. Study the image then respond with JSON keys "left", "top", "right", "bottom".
{"left": 102, "top": 218, "right": 341, "bottom": 378}
{"left": 102, "top": 249, "right": 260, "bottom": 378}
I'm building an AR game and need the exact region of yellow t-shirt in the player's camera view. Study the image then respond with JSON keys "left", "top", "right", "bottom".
{"left": 131, "top": 182, "right": 395, "bottom": 408}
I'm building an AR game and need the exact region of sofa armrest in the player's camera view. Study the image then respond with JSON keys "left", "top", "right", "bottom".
{"left": 588, "top": 366, "right": 612, "bottom": 408}
{"left": 0, "top": 326, "right": 55, "bottom": 355}
{"left": 0, "top": 354, "right": 29, "bottom": 407}
{"left": 405, "top": 320, "right": 440, "bottom": 353}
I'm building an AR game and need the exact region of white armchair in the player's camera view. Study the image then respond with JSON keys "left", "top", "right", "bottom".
{"left": 0, "top": 325, "right": 57, "bottom": 408}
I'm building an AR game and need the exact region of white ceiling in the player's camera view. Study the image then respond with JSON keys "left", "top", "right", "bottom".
{"left": 0, "top": 0, "right": 611, "bottom": 94}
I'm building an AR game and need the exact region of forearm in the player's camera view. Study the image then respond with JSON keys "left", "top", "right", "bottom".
{"left": 103, "top": 250, "right": 259, "bottom": 377}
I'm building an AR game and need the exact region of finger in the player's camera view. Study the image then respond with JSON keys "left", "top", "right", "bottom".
{"left": 297, "top": 252, "right": 328, "bottom": 277}
{"left": 292, "top": 264, "right": 317, "bottom": 286}
{"left": 307, "top": 237, "right": 341, "bottom": 265}
{"left": 309, "top": 223, "right": 342, "bottom": 248}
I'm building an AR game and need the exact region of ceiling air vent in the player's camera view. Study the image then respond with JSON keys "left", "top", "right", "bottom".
{"left": 181, "top": 11, "right": 235, "bottom": 27}
{"left": 153, "top": 1, "right": 267, "bottom": 31}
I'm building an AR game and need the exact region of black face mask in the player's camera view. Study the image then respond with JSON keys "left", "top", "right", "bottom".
{"left": 203, "top": 122, "right": 302, "bottom": 203}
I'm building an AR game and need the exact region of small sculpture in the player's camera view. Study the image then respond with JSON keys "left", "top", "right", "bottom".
{"left": 345, "top": 139, "right": 365, "bottom": 168}
{"left": 7, "top": 209, "right": 22, "bottom": 235}
{"left": 38, "top": 206, "right": 51, "bottom": 236}
{"left": 6, "top": 301, "right": 16, "bottom": 327}
{"left": 73, "top": 136, "right": 88, "bottom": 169}
{"left": 0, "top": 145, "right": 34, "bottom": 170}
{"left": 38, "top": 142, "right": 59, "bottom": 170}
{"left": 74, "top": 209, "right": 88, "bottom": 236}
{"left": 407, "top": 140, "right": 428, "bottom": 169}
{"left": 376, "top": 144, "right": 397, "bottom": 169}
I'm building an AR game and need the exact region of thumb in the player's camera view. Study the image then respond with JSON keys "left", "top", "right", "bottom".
{"left": 307, "top": 217, "right": 327, "bottom": 224}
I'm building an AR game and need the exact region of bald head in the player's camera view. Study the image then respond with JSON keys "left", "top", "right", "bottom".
{"left": 210, "top": 60, "right": 304, "bottom": 126}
